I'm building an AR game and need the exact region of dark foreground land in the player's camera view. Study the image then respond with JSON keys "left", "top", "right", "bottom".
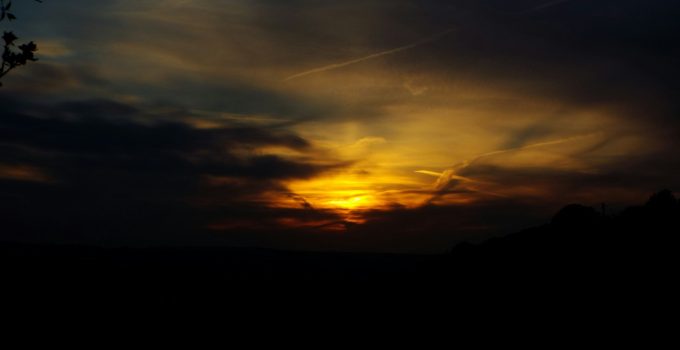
{"left": 1, "top": 191, "right": 678, "bottom": 310}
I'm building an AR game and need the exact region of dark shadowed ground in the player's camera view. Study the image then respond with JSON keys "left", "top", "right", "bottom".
{"left": 2, "top": 190, "right": 677, "bottom": 314}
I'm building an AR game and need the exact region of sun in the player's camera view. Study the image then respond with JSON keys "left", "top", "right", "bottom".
{"left": 325, "top": 195, "right": 374, "bottom": 210}
{"left": 285, "top": 173, "right": 383, "bottom": 212}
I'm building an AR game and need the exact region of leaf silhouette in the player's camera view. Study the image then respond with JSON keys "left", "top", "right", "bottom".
{"left": 0, "top": 0, "right": 43, "bottom": 86}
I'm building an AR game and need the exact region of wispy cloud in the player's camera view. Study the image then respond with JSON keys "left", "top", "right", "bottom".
{"left": 421, "top": 133, "right": 599, "bottom": 194}
{"left": 284, "top": 28, "right": 455, "bottom": 81}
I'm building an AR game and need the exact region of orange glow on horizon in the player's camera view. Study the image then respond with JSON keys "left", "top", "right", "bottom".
{"left": 325, "top": 195, "right": 372, "bottom": 210}
{"left": 285, "top": 170, "right": 427, "bottom": 209}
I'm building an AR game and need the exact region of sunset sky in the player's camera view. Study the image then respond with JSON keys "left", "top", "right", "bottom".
{"left": 2, "top": 0, "right": 679, "bottom": 252}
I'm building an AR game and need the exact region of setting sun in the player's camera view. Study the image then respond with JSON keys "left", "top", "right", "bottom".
{"left": 326, "top": 195, "right": 372, "bottom": 210}
{"left": 285, "top": 168, "right": 429, "bottom": 213}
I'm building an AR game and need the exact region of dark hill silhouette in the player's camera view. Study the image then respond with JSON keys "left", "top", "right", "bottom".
{"left": 551, "top": 204, "right": 602, "bottom": 228}
{"left": 443, "top": 190, "right": 678, "bottom": 300}
{"left": 1, "top": 190, "right": 678, "bottom": 310}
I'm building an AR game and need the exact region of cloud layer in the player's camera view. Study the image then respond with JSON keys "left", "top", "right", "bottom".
{"left": 2, "top": 0, "right": 680, "bottom": 252}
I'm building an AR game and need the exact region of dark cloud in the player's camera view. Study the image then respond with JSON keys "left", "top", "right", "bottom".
{"left": 404, "top": 0, "right": 680, "bottom": 118}
{"left": 0, "top": 98, "right": 314, "bottom": 158}
{"left": 0, "top": 95, "right": 343, "bottom": 245}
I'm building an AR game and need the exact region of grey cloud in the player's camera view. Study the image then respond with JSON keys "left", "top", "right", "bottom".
{"left": 0, "top": 95, "right": 344, "bottom": 245}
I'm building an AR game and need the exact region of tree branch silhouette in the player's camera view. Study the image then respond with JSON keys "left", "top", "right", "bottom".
{"left": 1, "top": 0, "right": 42, "bottom": 87}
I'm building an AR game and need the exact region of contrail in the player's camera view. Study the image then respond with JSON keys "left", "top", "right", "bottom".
{"left": 415, "top": 170, "right": 446, "bottom": 177}
{"left": 471, "top": 134, "right": 589, "bottom": 163}
{"left": 416, "top": 133, "right": 597, "bottom": 205}
{"left": 421, "top": 133, "right": 598, "bottom": 192}
{"left": 284, "top": 1, "right": 571, "bottom": 81}
{"left": 284, "top": 28, "right": 455, "bottom": 81}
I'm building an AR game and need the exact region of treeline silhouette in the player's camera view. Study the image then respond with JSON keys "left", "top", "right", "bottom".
{"left": 1, "top": 190, "right": 678, "bottom": 309}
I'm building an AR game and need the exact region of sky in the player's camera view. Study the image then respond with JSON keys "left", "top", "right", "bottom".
{"left": 1, "top": 0, "right": 679, "bottom": 253}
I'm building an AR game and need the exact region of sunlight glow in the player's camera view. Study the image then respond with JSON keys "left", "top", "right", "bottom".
{"left": 325, "top": 195, "right": 372, "bottom": 210}
{"left": 285, "top": 170, "right": 427, "bottom": 211}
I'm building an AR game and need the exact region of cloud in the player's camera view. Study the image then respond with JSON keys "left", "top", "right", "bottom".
{"left": 34, "top": 40, "right": 73, "bottom": 58}
{"left": 0, "top": 164, "right": 53, "bottom": 183}
{"left": 0, "top": 94, "right": 346, "bottom": 245}
{"left": 3, "top": 0, "right": 680, "bottom": 253}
